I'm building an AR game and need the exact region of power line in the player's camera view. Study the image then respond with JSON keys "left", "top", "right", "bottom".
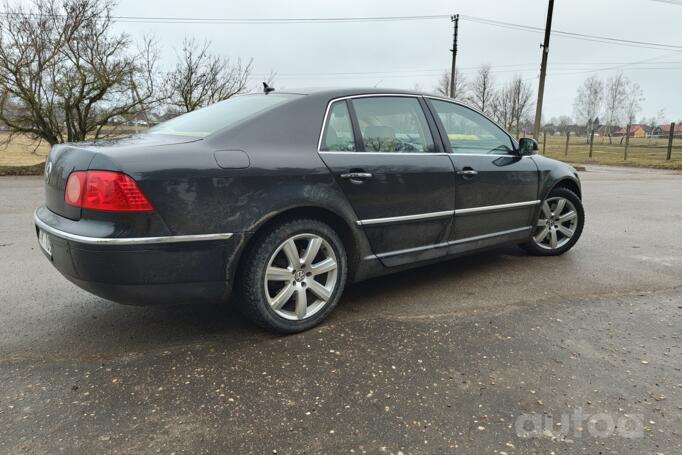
{"left": 1, "top": 11, "right": 681, "bottom": 51}
{"left": 651, "top": 0, "right": 682, "bottom": 5}
{"left": 460, "top": 15, "right": 682, "bottom": 51}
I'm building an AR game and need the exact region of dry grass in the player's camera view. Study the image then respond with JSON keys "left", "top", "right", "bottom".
{"left": 538, "top": 135, "right": 682, "bottom": 170}
{"left": 0, "top": 134, "right": 50, "bottom": 167}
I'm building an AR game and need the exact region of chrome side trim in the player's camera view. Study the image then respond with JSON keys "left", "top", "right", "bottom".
{"left": 356, "top": 210, "right": 454, "bottom": 226}
{"left": 448, "top": 226, "right": 532, "bottom": 245}
{"left": 455, "top": 200, "right": 540, "bottom": 215}
{"left": 377, "top": 241, "right": 450, "bottom": 259}
{"left": 34, "top": 211, "right": 233, "bottom": 246}
{"left": 376, "top": 226, "right": 532, "bottom": 258}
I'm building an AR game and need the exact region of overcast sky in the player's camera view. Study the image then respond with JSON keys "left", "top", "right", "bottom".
{"left": 109, "top": 0, "right": 681, "bottom": 122}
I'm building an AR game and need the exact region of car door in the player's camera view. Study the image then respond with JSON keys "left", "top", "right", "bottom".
{"left": 426, "top": 98, "right": 539, "bottom": 251}
{"left": 318, "top": 95, "right": 455, "bottom": 267}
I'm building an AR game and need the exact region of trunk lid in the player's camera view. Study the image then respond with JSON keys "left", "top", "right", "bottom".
{"left": 44, "top": 134, "right": 198, "bottom": 220}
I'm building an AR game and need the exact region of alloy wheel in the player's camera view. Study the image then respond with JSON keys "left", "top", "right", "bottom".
{"left": 532, "top": 197, "right": 579, "bottom": 250}
{"left": 264, "top": 233, "right": 338, "bottom": 321}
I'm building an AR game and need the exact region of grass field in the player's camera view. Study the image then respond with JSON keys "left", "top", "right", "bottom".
{"left": 0, "top": 134, "right": 50, "bottom": 167}
{"left": 1, "top": 132, "right": 681, "bottom": 172}
{"left": 538, "top": 134, "right": 682, "bottom": 169}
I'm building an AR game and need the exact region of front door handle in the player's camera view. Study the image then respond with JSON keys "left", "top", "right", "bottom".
{"left": 456, "top": 169, "right": 479, "bottom": 177}
{"left": 340, "top": 172, "right": 373, "bottom": 184}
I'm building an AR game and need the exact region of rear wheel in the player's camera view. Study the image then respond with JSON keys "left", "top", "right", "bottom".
{"left": 237, "top": 218, "right": 347, "bottom": 333}
{"left": 520, "top": 187, "right": 584, "bottom": 256}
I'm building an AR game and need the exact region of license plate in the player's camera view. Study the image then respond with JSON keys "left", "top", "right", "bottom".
{"left": 38, "top": 229, "right": 52, "bottom": 257}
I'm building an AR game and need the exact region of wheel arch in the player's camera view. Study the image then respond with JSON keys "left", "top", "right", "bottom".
{"left": 549, "top": 177, "right": 582, "bottom": 200}
{"left": 233, "top": 205, "right": 363, "bottom": 284}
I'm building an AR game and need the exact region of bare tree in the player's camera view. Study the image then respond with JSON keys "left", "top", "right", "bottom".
{"left": 510, "top": 76, "right": 534, "bottom": 138}
{"left": 164, "top": 37, "right": 252, "bottom": 113}
{"left": 557, "top": 115, "right": 573, "bottom": 135}
{"left": 0, "top": 0, "right": 158, "bottom": 146}
{"left": 434, "top": 69, "right": 466, "bottom": 100}
{"left": 491, "top": 82, "right": 514, "bottom": 131}
{"left": 623, "top": 81, "right": 644, "bottom": 126}
{"left": 603, "top": 73, "right": 628, "bottom": 143}
{"left": 573, "top": 75, "right": 604, "bottom": 139}
{"left": 469, "top": 64, "right": 495, "bottom": 115}
{"left": 491, "top": 76, "right": 533, "bottom": 138}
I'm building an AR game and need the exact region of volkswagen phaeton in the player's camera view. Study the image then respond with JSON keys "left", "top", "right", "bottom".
{"left": 35, "top": 88, "right": 584, "bottom": 333}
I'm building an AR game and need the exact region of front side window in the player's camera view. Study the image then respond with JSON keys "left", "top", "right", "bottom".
{"left": 430, "top": 99, "right": 513, "bottom": 155}
{"left": 321, "top": 101, "right": 356, "bottom": 151}
{"left": 352, "top": 97, "right": 435, "bottom": 153}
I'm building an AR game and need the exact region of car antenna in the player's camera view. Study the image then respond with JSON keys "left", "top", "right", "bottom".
{"left": 263, "top": 82, "right": 275, "bottom": 94}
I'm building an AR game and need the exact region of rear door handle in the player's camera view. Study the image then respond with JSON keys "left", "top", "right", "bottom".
{"left": 456, "top": 169, "right": 478, "bottom": 176}
{"left": 340, "top": 172, "right": 373, "bottom": 180}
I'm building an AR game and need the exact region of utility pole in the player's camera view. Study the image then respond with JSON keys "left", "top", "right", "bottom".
{"left": 449, "top": 14, "right": 459, "bottom": 98}
{"left": 532, "top": 0, "right": 554, "bottom": 140}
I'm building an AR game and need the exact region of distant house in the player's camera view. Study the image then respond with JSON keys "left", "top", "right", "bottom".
{"left": 652, "top": 123, "right": 682, "bottom": 138}
{"left": 596, "top": 125, "right": 621, "bottom": 137}
{"left": 613, "top": 124, "right": 647, "bottom": 138}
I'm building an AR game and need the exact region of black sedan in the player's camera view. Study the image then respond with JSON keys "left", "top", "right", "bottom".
{"left": 35, "top": 88, "right": 584, "bottom": 333}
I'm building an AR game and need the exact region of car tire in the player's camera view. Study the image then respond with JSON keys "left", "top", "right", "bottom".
{"left": 236, "top": 218, "right": 348, "bottom": 333}
{"left": 519, "top": 187, "right": 584, "bottom": 256}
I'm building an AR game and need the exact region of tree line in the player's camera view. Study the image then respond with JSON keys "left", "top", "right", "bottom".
{"left": 431, "top": 67, "right": 678, "bottom": 144}
{"left": 0, "top": 0, "right": 255, "bottom": 147}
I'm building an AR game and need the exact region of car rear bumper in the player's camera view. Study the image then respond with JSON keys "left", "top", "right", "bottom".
{"left": 34, "top": 207, "right": 244, "bottom": 305}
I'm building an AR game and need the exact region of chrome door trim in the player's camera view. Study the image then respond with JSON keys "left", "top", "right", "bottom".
{"left": 356, "top": 201, "right": 539, "bottom": 226}
{"left": 376, "top": 226, "right": 532, "bottom": 258}
{"left": 454, "top": 200, "right": 540, "bottom": 216}
{"left": 447, "top": 226, "right": 532, "bottom": 245}
{"left": 356, "top": 209, "right": 455, "bottom": 226}
{"left": 34, "top": 211, "right": 233, "bottom": 246}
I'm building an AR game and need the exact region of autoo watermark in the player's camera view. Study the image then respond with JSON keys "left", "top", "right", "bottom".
{"left": 515, "top": 408, "right": 643, "bottom": 440}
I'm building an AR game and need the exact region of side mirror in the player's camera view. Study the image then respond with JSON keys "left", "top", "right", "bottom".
{"left": 518, "top": 137, "right": 539, "bottom": 156}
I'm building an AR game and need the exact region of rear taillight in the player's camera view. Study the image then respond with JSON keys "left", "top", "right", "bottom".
{"left": 64, "top": 171, "right": 153, "bottom": 212}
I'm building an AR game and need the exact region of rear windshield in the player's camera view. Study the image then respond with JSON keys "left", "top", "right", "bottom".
{"left": 148, "top": 93, "right": 299, "bottom": 138}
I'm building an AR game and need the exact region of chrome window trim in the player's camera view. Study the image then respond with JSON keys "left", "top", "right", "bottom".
{"left": 319, "top": 151, "right": 451, "bottom": 156}
{"left": 317, "top": 93, "right": 433, "bottom": 154}
{"left": 454, "top": 200, "right": 540, "bottom": 215}
{"left": 450, "top": 153, "right": 526, "bottom": 158}
{"left": 356, "top": 209, "right": 454, "bottom": 226}
{"left": 34, "top": 211, "right": 233, "bottom": 246}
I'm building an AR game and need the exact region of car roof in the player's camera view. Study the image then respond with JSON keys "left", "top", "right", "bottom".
{"left": 270, "top": 87, "right": 436, "bottom": 99}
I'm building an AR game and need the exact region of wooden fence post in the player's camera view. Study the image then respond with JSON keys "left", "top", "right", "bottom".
{"left": 564, "top": 131, "right": 570, "bottom": 157}
{"left": 624, "top": 124, "right": 631, "bottom": 161}
{"left": 667, "top": 122, "right": 675, "bottom": 160}
{"left": 543, "top": 130, "right": 547, "bottom": 155}
{"left": 588, "top": 128, "right": 595, "bottom": 158}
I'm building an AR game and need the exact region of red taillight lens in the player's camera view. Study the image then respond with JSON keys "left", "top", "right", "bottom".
{"left": 65, "top": 171, "right": 153, "bottom": 212}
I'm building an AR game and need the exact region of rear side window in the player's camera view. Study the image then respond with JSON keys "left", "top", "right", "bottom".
{"left": 430, "top": 99, "right": 513, "bottom": 154}
{"left": 321, "top": 101, "right": 356, "bottom": 151}
{"left": 352, "top": 97, "right": 435, "bottom": 153}
{"left": 148, "top": 93, "right": 299, "bottom": 138}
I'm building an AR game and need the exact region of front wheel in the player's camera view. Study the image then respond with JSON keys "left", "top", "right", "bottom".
{"left": 520, "top": 187, "right": 584, "bottom": 256}
{"left": 236, "top": 218, "right": 347, "bottom": 333}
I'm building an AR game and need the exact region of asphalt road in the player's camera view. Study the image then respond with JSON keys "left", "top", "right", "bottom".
{"left": 1, "top": 166, "right": 681, "bottom": 454}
